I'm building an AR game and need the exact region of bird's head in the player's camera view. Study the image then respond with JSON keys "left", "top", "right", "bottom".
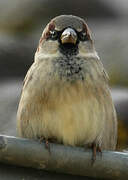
{"left": 35, "top": 15, "right": 96, "bottom": 60}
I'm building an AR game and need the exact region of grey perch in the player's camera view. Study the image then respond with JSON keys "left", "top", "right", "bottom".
{"left": 0, "top": 135, "right": 128, "bottom": 180}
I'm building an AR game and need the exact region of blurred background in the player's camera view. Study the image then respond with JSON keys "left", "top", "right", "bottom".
{"left": 0, "top": 0, "right": 128, "bottom": 151}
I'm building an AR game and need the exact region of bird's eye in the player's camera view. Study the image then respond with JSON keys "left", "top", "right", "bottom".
{"left": 49, "top": 30, "right": 58, "bottom": 40}
{"left": 79, "top": 31, "right": 89, "bottom": 41}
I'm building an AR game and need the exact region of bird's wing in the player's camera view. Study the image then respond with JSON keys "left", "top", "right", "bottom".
{"left": 95, "top": 58, "right": 117, "bottom": 150}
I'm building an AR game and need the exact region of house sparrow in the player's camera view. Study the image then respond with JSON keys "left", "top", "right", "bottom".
{"left": 17, "top": 15, "right": 117, "bottom": 159}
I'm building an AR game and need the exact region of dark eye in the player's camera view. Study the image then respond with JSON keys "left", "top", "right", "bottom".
{"left": 49, "top": 30, "right": 58, "bottom": 40}
{"left": 79, "top": 31, "right": 89, "bottom": 41}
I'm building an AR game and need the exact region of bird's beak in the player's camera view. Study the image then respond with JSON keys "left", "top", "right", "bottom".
{"left": 60, "top": 28, "right": 77, "bottom": 45}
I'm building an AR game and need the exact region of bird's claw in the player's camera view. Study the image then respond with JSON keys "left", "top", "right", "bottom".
{"left": 91, "top": 142, "right": 102, "bottom": 165}
{"left": 39, "top": 137, "right": 51, "bottom": 153}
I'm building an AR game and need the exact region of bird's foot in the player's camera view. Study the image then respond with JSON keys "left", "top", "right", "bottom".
{"left": 38, "top": 137, "right": 51, "bottom": 153}
{"left": 45, "top": 139, "right": 50, "bottom": 153}
{"left": 91, "top": 142, "right": 102, "bottom": 165}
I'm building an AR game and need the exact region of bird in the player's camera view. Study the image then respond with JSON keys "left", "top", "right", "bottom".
{"left": 17, "top": 15, "right": 117, "bottom": 160}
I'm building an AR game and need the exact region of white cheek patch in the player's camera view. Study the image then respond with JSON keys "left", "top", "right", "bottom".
{"left": 78, "top": 41, "right": 100, "bottom": 59}
{"left": 78, "top": 41, "right": 92, "bottom": 53}
{"left": 77, "top": 51, "right": 100, "bottom": 60}
{"left": 35, "top": 52, "right": 61, "bottom": 60}
{"left": 40, "top": 40, "right": 59, "bottom": 54}
{"left": 35, "top": 41, "right": 61, "bottom": 60}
